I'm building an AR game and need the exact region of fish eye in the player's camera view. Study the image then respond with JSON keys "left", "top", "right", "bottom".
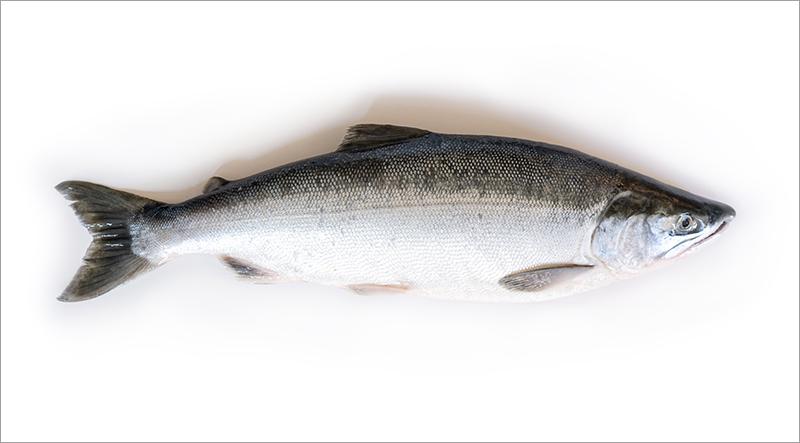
{"left": 675, "top": 213, "right": 697, "bottom": 234}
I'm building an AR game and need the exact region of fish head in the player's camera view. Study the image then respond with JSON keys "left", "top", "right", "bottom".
{"left": 591, "top": 175, "right": 735, "bottom": 275}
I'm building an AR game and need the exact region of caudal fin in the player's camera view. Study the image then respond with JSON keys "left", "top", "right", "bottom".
{"left": 56, "top": 181, "right": 163, "bottom": 302}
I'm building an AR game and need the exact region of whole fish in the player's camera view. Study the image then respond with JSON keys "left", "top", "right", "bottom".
{"left": 57, "top": 124, "right": 735, "bottom": 302}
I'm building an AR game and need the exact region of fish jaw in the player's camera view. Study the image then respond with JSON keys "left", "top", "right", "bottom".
{"left": 663, "top": 203, "right": 735, "bottom": 260}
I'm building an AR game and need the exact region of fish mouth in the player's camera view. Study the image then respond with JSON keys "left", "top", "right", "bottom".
{"left": 668, "top": 219, "right": 732, "bottom": 259}
{"left": 694, "top": 220, "right": 729, "bottom": 248}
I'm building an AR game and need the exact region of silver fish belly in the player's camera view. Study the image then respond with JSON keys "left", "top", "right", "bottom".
{"left": 57, "top": 124, "right": 735, "bottom": 302}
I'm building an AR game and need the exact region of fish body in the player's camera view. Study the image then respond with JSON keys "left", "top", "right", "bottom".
{"left": 57, "top": 124, "right": 735, "bottom": 302}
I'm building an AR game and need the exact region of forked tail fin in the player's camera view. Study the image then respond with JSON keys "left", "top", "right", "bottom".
{"left": 56, "top": 181, "right": 163, "bottom": 302}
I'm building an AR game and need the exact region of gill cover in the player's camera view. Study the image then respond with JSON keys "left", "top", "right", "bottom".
{"left": 591, "top": 191, "right": 658, "bottom": 273}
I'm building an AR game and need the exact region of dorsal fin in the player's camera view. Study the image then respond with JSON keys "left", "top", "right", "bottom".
{"left": 203, "top": 176, "right": 230, "bottom": 194}
{"left": 337, "top": 124, "right": 430, "bottom": 153}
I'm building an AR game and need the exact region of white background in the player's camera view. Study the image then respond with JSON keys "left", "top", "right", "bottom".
{"left": 1, "top": 2, "right": 798, "bottom": 442}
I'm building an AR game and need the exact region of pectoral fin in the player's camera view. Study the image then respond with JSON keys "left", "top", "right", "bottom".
{"left": 499, "top": 264, "right": 593, "bottom": 292}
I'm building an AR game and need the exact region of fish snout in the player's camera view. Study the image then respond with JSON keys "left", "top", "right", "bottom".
{"left": 705, "top": 201, "right": 736, "bottom": 227}
{"left": 699, "top": 201, "right": 735, "bottom": 243}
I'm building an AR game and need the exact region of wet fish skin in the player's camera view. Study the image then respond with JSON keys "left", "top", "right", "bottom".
{"left": 57, "top": 124, "right": 735, "bottom": 302}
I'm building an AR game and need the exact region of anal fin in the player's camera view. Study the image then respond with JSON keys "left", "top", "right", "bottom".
{"left": 220, "top": 256, "right": 283, "bottom": 284}
{"left": 499, "top": 264, "right": 593, "bottom": 292}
